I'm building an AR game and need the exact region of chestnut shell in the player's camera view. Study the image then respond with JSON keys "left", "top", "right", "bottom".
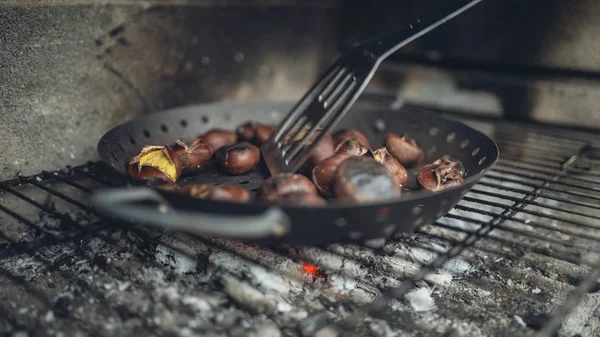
{"left": 184, "top": 184, "right": 251, "bottom": 203}
{"left": 199, "top": 129, "right": 238, "bottom": 151}
{"left": 289, "top": 129, "right": 335, "bottom": 171}
{"left": 384, "top": 133, "right": 424, "bottom": 167}
{"left": 332, "top": 129, "right": 371, "bottom": 149}
{"left": 236, "top": 121, "right": 257, "bottom": 143}
{"left": 270, "top": 192, "right": 327, "bottom": 207}
{"left": 127, "top": 145, "right": 182, "bottom": 183}
{"left": 372, "top": 147, "right": 408, "bottom": 188}
{"left": 311, "top": 153, "right": 352, "bottom": 197}
{"left": 174, "top": 139, "right": 214, "bottom": 174}
{"left": 258, "top": 173, "right": 317, "bottom": 201}
{"left": 254, "top": 124, "right": 275, "bottom": 145}
{"left": 335, "top": 139, "right": 369, "bottom": 157}
{"left": 416, "top": 158, "right": 465, "bottom": 192}
{"left": 333, "top": 156, "right": 401, "bottom": 203}
{"left": 215, "top": 142, "right": 260, "bottom": 175}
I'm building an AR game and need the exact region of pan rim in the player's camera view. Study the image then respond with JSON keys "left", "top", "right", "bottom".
{"left": 97, "top": 100, "right": 499, "bottom": 210}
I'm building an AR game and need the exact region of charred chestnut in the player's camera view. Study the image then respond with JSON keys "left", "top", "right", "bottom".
{"left": 372, "top": 147, "right": 408, "bottom": 188}
{"left": 215, "top": 142, "right": 260, "bottom": 175}
{"left": 258, "top": 173, "right": 317, "bottom": 201}
{"left": 333, "top": 156, "right": 401, "bottom": 203}
{"left": 199, "top": 129, "right": 238, "bottom": 151}
{"left": 173, "top": 139, "right": 213, "bottom": 174}
{"left": 384, "top": 133, "right": 424, "bottom": 167}
{"left": 311, "top": 153, "right": 352, "bottom": 197}
{"left": 128, "top": 145, "right": 182, "bottom": 183}
{"left": 416, "top": 158, "right": 465, "bottom": 192}
{"left": 332, "top": 129, "right": 371, "bottom": 149}
{"left": 271, "top": 192, "right": 327, "bottom": 207}
{"left": 184, "top": 184, "right": 251, "bottom": 203}
{"left": 335, "top": 139, "right": 369, "bottom": 157}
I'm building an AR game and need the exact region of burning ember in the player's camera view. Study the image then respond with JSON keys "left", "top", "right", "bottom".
{"left": 302, "top": 263, "right": 320, "bottom": 275}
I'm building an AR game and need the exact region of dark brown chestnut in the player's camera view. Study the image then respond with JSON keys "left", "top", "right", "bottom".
{"left": 128, "top": 145, "right": 182, "bottom": 183}
{"left": 254, "top": 124, "right": 275, "bottom": 145}
{"left": 173, "top": 139, "right": 214, "bottom": 174}
{"left": 236, "top": 121, "right": 257, "bottom": 143}
{"left": 258, "top": 173, "right": 317, "bottom": 201}
{"left": 333, "top": 156, "right": 401, "bottom": 203}
{"left": 332, "top": 129, "right": 371, "bottom": 149}
{"left": 416, "top": 158, "right": 465, "bottom": 192}
{"left": 287, "top": 129, "right": 335, "bottom": 171}
{"left": 215, "top": 142, "right": 260, "bottom": 175}
{"left": 311, "top": 153, "right": 352, "bottom": 197}
{"left": 271, "top": 192, "right": 327, "bottom": 207}
{"left": 199, "top": 129, "right": 238, "bottom": 151}
{"left": 372, "top": 147, "right": 408, "bottom": 188}
{"left": 384, "top": 133, "right": 424, "bottom": 167}
{"left": 184, "top": 184, "right": 251, "bottom": 203}
{"left": 335, "top": 139, "right": 369, "bottom": 157}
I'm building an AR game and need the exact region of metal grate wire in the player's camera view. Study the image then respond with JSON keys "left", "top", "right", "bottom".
{"left": 1, "top": 114, "right": 600, "bottom": 337}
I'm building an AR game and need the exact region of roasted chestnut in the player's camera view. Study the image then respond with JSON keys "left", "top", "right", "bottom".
{"left": 215, "top": 142, "right": 260, "bottom": 175}
{"left": 416, "top": 158, "right": 465, "bottom": 192}
{"left": 236, "top": 121, "right": 257, "bottom": 143}
{"left": 183, "top": 184, "right": 251, "bottom": 203}
{"left": 311, "top": 153, "right": 352, "bottom": 197}
{"left": 254, "top": 124, "right": 275, "bottom": 145}
{"left": 258, "top": 173, "right": 317, "bottom": 201}
{"left": 384, "top": 133, "right": 424, "bottom": 167}
{"left": 287, "top": 129, "right": 335, "bottom": 171}
{"left": 173, "top": 139, "right": 213, "bottom": 174}
{"left": 199, "top": 129, "right": 238, "bottom": 151}
{"left": 128, "top": 145, "right": 182, "bottom": 183}
{"left": 335, "top": 139, "right": 370, "bottom": 157}
{"left": 332, "top": 129, "right": 371, "bottom": 149}
{"left": 372, "top": 147, "right": 408, "bottom": 188}
{"left": 271, "top": 192, "right": 327, "bottom": 207}
{"left": 333, "top": 156, "right": 401, "bottom": 203}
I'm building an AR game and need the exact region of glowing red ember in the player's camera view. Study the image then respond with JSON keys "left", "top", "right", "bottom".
{"left": 302, "top": 264, "right": 320, "bottom": 275}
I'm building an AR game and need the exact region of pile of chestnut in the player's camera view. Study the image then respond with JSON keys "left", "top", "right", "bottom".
{"left": 127, "top": 120, "right": 465, "bottom": 206}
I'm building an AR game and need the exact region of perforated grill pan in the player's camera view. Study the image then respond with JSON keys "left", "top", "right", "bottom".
{"left": 90, "top": 101, "right": 498, "bottom": 246}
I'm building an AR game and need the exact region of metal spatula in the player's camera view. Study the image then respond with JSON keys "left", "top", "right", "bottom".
{"left": 261, "top": 0, "right": 483, "bottom": 175}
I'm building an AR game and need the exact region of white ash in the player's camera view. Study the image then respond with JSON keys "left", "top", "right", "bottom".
{"left": 405, "top": 287, "right": 436, "bottom": 312}
{"left": 155, "top": 244, "right": 197, "bottom": 275}
{"left": 1, "top": 167, "right": 598, "bottom": 337}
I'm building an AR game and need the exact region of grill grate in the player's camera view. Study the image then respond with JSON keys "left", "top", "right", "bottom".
{"left": 1, "top": 112, "right": 600, "bottom": 337}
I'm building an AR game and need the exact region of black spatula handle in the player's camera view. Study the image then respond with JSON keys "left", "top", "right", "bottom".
{"left": 89, "top": 187, "right": 290, "bottom": 239}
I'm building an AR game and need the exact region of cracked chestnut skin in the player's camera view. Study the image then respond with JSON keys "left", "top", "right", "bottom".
{"left": 372, "top": 147, "right": 408, "bottom": 188}
{"left": 183, "top": 184, "right": 250, "bottom": 203}
{"left": 384, "top": 133, "right": 424, "bottom": 167}
{"left": 311, "top": 153, "right": 352, "bottom": 197}
{"left": 332, "top": 129, "right": 371, "bottom": 149}
{"left": 335, "top": 139, "right": 369, "bottom": 157}
{"left": 416, "top": 158, "right": 465, "bottom": 192}
{"left": 333, "top": 156, "right": 401, "bottom": 203}
{"left": 173, "top": 139, "right": 214, "bottom": 174}
{"left": 127, "top": 145, "right": 182, "bottom": 183}
{"left": 215, "top": 142, "right": 260, "bottom": 175}
{"left": 199, "top": 129, "right": 238, "bottom": 151}
{"left": 258, "top": 173, "right": 317, "bottom": 201}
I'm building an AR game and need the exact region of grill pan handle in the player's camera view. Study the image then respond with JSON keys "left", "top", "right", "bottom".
{"left": 89, "top": 187, "right": 291, "bottom": 239}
